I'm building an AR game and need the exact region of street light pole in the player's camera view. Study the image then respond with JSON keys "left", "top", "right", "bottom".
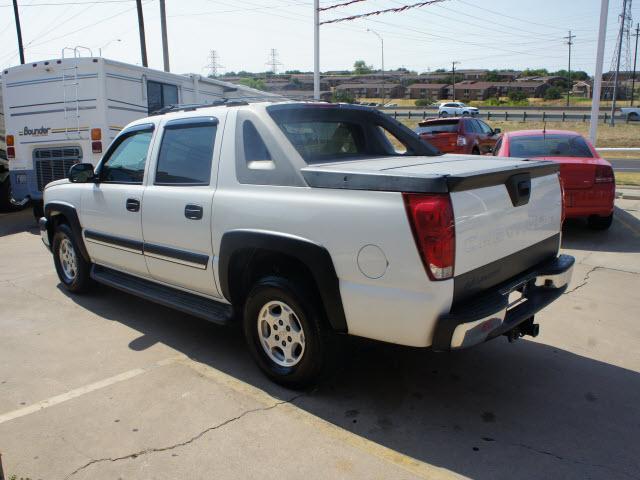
{"left": 589, "top": 0, "right": 609, "bottom": 144}
{"left": 313, "top": 0, "right": 320, "bottom": 100}
{"left": 631, "top": 23, "right": 639, "bottom": 106}
{"left": 367, "top": 29, "right": 384, "bottom": 104}
{"left": 12, "top": 0, "right": 25, "bottom": 64}
{"left": 452, "top": 61, "right": 458, "bottom": 101}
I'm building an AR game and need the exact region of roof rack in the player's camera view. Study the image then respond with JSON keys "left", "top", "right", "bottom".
{"left": 149, "top": 98, "right": 250, "bottom": 116}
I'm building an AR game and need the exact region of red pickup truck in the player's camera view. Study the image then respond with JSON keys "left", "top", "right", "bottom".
{"left": 416, "top": 117, "right": 501, "bottom": 155}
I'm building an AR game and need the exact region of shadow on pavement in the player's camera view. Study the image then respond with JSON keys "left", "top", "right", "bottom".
{"left": 561, "top": 206, "right": 640, "bottom": 253}
{"left": 0, "top": 208, "right": 38, "bottom": 237}
{"left": 61, "top": 285, "right": 640, "bottom": 480}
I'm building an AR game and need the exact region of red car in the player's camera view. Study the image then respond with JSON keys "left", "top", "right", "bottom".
{"left": 493, "top": 130, "right": 615, "bottom": 230}
{"left": 415, "top": 117, "right": 501, "bottom": 155}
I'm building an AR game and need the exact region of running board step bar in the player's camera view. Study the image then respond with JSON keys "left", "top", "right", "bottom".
{"left": 91, "top": 265, "right": 233, "bottom": 325}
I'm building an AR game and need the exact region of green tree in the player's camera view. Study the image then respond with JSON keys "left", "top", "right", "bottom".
{"left": 332, "top": 90, "right": 356, "bottom": 103}
{"left": 238, "top": 78, "right": 266, "bottom": 91}
{"left": 522, "top": 68, "right": 549, "bottom": 77}
{"left": 544, "top": 86, "right": 563, "bottom": 100}
{"left": 485, "top": 70, "right": 501, "bottom": 82}
{"left": 414, "top": 98, "right": 432, "bottom": 107}
{"left": 353, "top": 60, "right": 373, "bottom": 75}
{"left": 507, "top": 89, "right": 528, "bottom": 102}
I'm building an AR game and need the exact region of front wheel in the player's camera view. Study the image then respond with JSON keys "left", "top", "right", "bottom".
{"left": 439, "top": 111, "right": 448, "bottom": 117}
{"left": 0, "top": 177, "right": 16, "bottom": 212}
{"left": 53, "top": 223, "right": 93, "bottom": 293}
{"left": 243, "top": 276, "right": 339, "bottom": 388}
{"left": 588, "top": 213, "right": 613, "bottom": 230}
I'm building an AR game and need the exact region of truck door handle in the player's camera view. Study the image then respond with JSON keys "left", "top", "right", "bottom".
{"left": 126, "top": 198, "right": 140, "bottom": 212}
{"left": 184, "top": 204, "right": 203, "bottom": 220}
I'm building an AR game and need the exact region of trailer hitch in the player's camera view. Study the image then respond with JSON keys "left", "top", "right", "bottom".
{"left": 505, "top": 317, "right": 539, "bottom": 343}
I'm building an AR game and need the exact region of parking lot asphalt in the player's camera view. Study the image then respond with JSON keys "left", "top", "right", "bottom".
{"left": 1, "top": 201, "right": 639, "bottom": 480}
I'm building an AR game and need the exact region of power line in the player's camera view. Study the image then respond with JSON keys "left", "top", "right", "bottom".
{"left": 318, "top": 0, "right": 367, "bottom": 11}
{"left": 319, "top": 0, "right": 448, "bottom": 25}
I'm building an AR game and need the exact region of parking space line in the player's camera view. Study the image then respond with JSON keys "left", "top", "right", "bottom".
{"left": 181, "top": 359, "right": 464, "bottom": 480}
{"left": 0, "top": 357, "right": 181, "bottom": 426}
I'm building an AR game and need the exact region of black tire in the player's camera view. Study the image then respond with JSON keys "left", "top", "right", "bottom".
{"left": 440, "top": 111, "right": 448, "bottom": 117}
{"left": 243, "top": 276, "right": 339, "bottom": 389}
{"left": 588, "top": 213, "right": 613, "bottom": 230}
{"left": 33, "top": 201, "right": 44, "bottom": 220}
{"left": 628, "top": 112, "right": 638, "bottom": 121}
{"left": 52, "top": 223, "right": 93, "bottom": 293}
{"left": 0, "top": 177, "right": 16, "bottom": 212}
{"left": 462, "top": 111, "right": 470, "bottom": 116}
{"left": 472, "top": 147, "right": 480, "bottom": 155}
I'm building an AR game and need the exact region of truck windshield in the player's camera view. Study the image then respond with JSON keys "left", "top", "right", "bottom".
{"left": 509, "top": 134, "right": 593, "bottom": 158}
{"left": 267, "top": 105, "right": 439, "bottom": 163}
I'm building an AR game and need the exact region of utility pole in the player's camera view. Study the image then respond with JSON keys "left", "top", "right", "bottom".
{"left": 564, "top": 30, "right": 575, "bottom": 107}
{"left": 590, "top": 0, "right": 609, "bottom": 144}
{"left": 313, "top": 0, "right": 320, "bottom": 100}
{"left": 135, "top": 0, "right": 148, "bottom": 67}
{"left": 610, "top": 0, "right": 628, "bottom": 126}
{"left": 367, "top": 29, "right": 384, "bottom": 104}
{"left": 12, "top": 0, "right": 25, "bottom": 64}
{"left": 632, "top": 23, "right": 639, "bottom": 106}
{"left": 451, "top": 61, "right": 458, "bottom": 101}
{"left": 159, "top": 0, "right": 170, "bottom": 72}
{"left": 207, "top": 50, "right": 223, "bottom": 77}
{"left": 266, "top": 48, "right": 282, "bottom": 75}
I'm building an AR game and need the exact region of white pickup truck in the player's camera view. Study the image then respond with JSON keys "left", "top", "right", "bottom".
{"left": 39, "top": 101, "right": 574, "bottom": 387}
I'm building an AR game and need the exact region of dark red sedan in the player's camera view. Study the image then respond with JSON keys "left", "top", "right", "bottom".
{"left": 415, "top": 117, "right": 501, "bottom": 155}
{"left": 493, "top": 130, "right": 615, "bottom": 229}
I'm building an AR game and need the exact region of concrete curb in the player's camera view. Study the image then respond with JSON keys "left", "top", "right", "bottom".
{"left": 616, "top": 188, "right": 640, "bottom": 200}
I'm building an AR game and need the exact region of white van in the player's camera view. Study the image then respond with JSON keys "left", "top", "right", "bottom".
{"left": 1, "top": 54, "right": 276, "bottom": 216}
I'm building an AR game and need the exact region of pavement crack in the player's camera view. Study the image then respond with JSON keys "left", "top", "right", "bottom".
{"left": 512, "top": 441, "right": 636, "bottom": 479}
{"left": 563, "top": 265, "right": 639, "bottom": 295}
{"left": 563, "top": 266, "right": 600, "bottom": 294}
{"left": 64, "top": 393, "right": 305, "bottom": 479}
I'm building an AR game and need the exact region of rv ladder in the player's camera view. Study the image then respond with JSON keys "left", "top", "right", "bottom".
{"left": 62, "top": 63, "right": 80, "bottom": 138}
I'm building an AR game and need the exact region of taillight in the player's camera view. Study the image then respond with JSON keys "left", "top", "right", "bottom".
{"left": 595, "top": 165, "right": 614, "bottom": 184}
{"left": 6, "top": 135, "right": 14, "bottom": 146}
{"left": 7, "top": 147, "right": 15, "bottom": 159}
{"left": 91, "top": 128, "right": 102, "bottom": 141}
{"left": 92, "top": 141, "right": 102, "bottom": 154}
{"left": 456, "top": 135, "right": 467, "bottom": 146}
{"left": 403, "top": 193, "right": 455, "bottom": 281}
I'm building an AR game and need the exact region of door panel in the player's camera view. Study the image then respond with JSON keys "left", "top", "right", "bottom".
{"left": 141, "top": 186, "right": 217, "bottom": 296}
{"left": 81, "top": 183, "right": 148, "bottom": 275}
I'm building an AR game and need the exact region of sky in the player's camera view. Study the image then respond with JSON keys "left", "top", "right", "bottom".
{"left": 1, "top": 0, "right": 639, "bottom": 77}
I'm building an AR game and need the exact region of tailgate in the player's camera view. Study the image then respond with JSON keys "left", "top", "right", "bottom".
{"left": 559, "top": 163, "right": 595, "bottom": 189}
{"left": 451, "top": 173, "right": 562, "bottom": 299}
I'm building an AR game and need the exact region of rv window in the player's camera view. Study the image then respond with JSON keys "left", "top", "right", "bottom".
{"left": 147, "top": 80, "right": 179, "bottom": 114}
{"left": 155, "top": 122, "right": 217, "bottom": 185}
{"left": 100, "top": 130, "right": 153, "bottom": 184}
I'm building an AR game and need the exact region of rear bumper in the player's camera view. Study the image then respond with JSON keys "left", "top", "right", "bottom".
{"left": 565, "top": 186, "right": 614, "bottom": 218}
{"left": 432, "top": 254, "right": 574, "bottom": 351}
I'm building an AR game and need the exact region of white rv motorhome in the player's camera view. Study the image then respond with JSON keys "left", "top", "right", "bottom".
{"left": 1, "top": 55, "right": 277, "bottom": 215}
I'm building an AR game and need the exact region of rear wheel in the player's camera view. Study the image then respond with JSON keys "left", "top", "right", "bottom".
{"left": 53, "top": 223, "right": 93, "bottom": 292}
{"left": 462, "top": 111, "right": 470, "bottom": 116}
{"left": 588, "top": 213, "right": 613, "bottom": 230}
{"left": 629, "top": 112, "right": 639, "bottom": 121}
{"left": 243, "top": 276, "right": 339, "bottom": 388}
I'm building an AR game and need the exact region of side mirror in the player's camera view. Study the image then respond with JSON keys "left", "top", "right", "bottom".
{"left": 493, "top": 128, "right": 501, "bottom": 134}
{"left": 68, "top": 163, "right": 96, "bottom": 183}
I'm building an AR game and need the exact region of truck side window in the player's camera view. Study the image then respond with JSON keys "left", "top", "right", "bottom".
{"left": 100, "top": 129, "right": 153, "bottom": 184}
{"left": 155, "top": 119, "right": 217, "bottom": 186}
{"left": 243, "top": 121, "right": 273, "bottom": 167}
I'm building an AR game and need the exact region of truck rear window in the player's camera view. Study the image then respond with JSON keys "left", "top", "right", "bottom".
{"left": 267, "top": 105, "right": 438, "bottom": 163}
{"left": 509, "top": 134, "right": 593, "bottom": 158}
